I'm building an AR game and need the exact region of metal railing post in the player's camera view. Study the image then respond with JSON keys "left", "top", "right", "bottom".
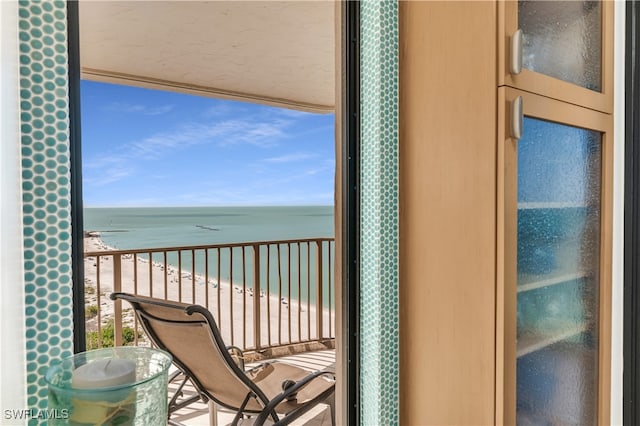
{"left": 315, "top": 240, "right": 323, "bottom": 340}
{"left": 253, "top": 244, "right": 261, "bottom": 350}
{"left": 113, "top": 255, "right": 123, "bottom": 346}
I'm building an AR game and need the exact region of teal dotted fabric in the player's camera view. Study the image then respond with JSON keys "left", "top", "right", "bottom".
{"left": 360, "top": 1, "right": 399, "bottom": 425}
{"left": 18, "top": 0, "right": 74, "bottom": 421}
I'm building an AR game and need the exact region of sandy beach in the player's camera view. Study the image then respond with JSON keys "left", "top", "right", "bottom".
{"left": 83, "top": 235, "right": 334, "bottom": 351}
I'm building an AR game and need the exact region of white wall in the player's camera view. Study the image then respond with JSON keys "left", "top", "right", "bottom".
{"left": 0, "top": 0, "right": 26, "bottom": 415}
{"left": 611, "top": 1, "right": 625, "bottom": 424}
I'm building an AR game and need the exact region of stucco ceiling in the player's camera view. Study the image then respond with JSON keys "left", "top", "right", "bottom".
{"left": 78, "top": 1, "right": 335, "bottom": 112}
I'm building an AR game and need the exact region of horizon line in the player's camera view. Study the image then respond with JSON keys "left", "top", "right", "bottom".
{"left": 83, "top": 203, "right": 335, "bottom": 209}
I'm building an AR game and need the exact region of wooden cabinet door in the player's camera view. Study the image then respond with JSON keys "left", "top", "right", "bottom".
{"left": 497, "top": 87, "right": 613, "bottom": 425}
{"left": 498, "top": 0, "right": 613, "bottom": 113}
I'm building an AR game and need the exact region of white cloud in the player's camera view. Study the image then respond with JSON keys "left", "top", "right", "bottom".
{"left": 276, "top": 109, "right": 316, "bottom": 118}
{"left": 104, "top": 102, "right": 174, "bottom": 116}
{"left": 202, "top": 104, "right": 236, "bottom": 118}
{"left": 249, "top": 164, "right": 334, "bottom": 190}
{"left": 83, "top": 154, "right": 127, "bottom": 171}
{"left": 84, "top": 165, "right": 134, "bottom": 186}
{"left": 83, "top": 115, "right": 297, "bottom": 185}
{"left": 227, "top": 119, "right": 291, "bottom": 147}
{"left": 262, "top": 152, "right": 316, "bottom": 163}
{"left": 128, "top": 117, "right": 293, "bottom": 158}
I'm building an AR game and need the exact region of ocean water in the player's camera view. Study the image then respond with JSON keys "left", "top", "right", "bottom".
{"left": 84, "top": 205, "right": 334, "bottom": 249}
{"left": 83, "top": 206, "right": 335, "bottom": 306}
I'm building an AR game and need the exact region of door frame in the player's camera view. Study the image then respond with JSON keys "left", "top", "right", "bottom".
{"left": 341, "top": 2, "right": 360, "bottom": 425}
{"left": 66, "top": 1, "right": 361, "bottom": 423}
{"left": 624, "top": 1, "right": 640, "bottom": 423}
{"left": 67, "top": 0, "right": 86, "bottom": 353}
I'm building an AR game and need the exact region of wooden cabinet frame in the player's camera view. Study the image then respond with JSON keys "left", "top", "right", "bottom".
{"left": 498, "top": 0, "right": 614, "bottom": 114}
{"left": 496, "top": 87, "right": 613, "bottom": 425}
{"left": 400, "top": 2, "right": 614, "bottom": 423}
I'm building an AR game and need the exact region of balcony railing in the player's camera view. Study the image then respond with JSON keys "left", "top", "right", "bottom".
{"left": 83, "top": 237, "right": 335, "bottom": 353}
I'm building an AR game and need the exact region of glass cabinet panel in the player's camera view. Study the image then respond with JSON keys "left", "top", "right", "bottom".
{"left": 516, "top": 117, "right": 601, "bottom": 425}
{"left": 518, "top": 0, "right": 602, "bottom": 91}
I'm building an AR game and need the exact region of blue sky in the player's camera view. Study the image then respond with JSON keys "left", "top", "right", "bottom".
{"left": 80, "top": 81, "right": 335, "bottom": 207}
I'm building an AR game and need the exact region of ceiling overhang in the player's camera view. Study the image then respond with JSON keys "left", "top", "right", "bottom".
{"left": 79, "top": 1, "right": 336, "bottom": 113}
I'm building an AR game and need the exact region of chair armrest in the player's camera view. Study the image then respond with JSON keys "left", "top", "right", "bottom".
{"left": 253, "top": 370, "right": 335, "bottom": 426}
{"left": 226, "top": 345, "right": 245, "bottom": 370}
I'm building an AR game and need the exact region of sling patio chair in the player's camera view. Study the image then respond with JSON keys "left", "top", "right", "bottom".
{"left": 110, "top": 292, "right": 335, "bottom": 426}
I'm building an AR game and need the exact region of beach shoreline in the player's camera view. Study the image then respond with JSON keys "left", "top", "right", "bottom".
{"left": 82, "top": 234, "right": 334, "bottom": 350}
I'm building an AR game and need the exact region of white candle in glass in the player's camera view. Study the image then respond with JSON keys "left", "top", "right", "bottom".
{"left": 72, "top": 359, "right": 136, "bottom": 389}
{"left": 70, "top": 359, "right": 137, "bottom": 424}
